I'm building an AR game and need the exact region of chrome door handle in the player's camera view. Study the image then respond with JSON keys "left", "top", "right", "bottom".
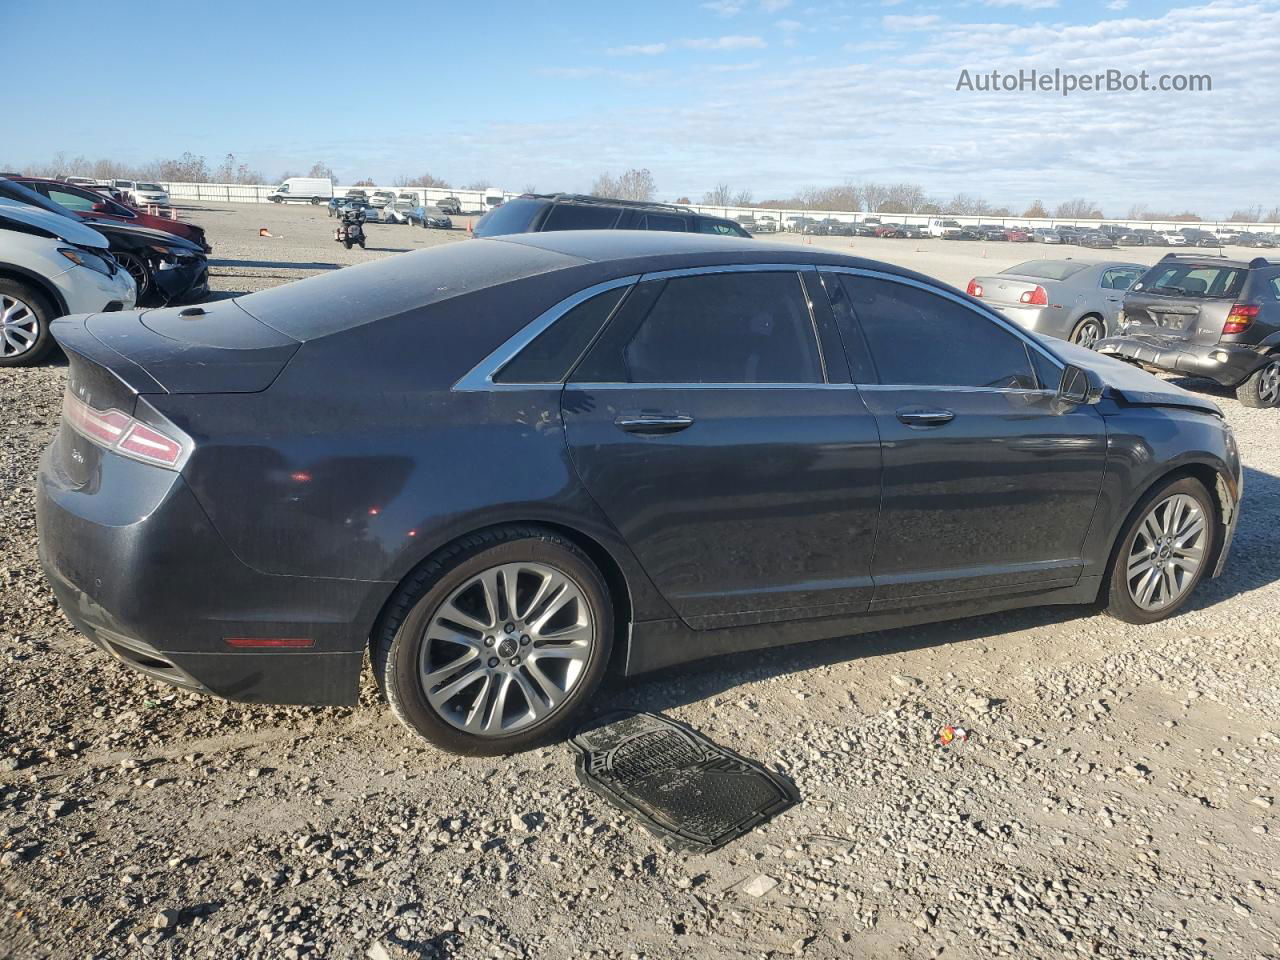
{"left": 896, "top": 407, "right": 955, "bottom": 427}
{"left": 614, "top": 414, "right": 695, "bottom": 434}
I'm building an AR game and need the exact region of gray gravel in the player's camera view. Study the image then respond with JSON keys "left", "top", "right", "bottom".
{"left": 2, "top": 203, "right": 1279, "bottom": 960}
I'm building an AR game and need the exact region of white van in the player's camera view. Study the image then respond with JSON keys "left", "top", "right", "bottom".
{"left": 269, "top": 177, "right": 335, "bottom": 205}
{"left": 927, "top": 218, "right": 963, "bottom": 238}
{"left": 481, "top": 188, "right": 506, "bottom": 213}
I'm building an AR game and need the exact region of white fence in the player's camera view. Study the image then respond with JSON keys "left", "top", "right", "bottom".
{"left": 156, "top": 181, "right": 1280, "bottom": 237}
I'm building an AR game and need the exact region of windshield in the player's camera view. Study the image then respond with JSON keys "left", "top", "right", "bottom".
{"left": 1005, "top": 260, "right": 1088, "bottom": 281}
{"left": 1136, "top": 263, "right": 1245, "bottom": 299}
{"left": 0, "top": 178, "right": 75, "bottom": 220}
{"left": 137, "top": 183, "right": 163, "bottom": 192}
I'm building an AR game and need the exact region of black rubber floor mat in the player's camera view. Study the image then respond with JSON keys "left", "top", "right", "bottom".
{"left": 569, "top": 711, "right": 799, "bottom": 853}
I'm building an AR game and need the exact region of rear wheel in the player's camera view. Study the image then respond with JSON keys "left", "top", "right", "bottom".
{"left": 0, "top": 280, "right": 56, "bottom": 367}
{"left": 310, "top": 197, "right": 320, "bottom": 205}
{"left": 374, "top": 526, "right": 613, "bottom": 755}
{"left": 1105, "top": 477, "right": 1214, "bottom": 624}
{"left": 1236, "top": 358, "right": 1280, "bottom": 408}
{"left": 1070, "top": 316, "right": 1106, "bottom": 348}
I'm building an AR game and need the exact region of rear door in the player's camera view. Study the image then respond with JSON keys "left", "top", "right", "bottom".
{"left": 1122, "top": 261, "right": 1245, "bottom": 345}
{"left": 819, "top": 269, "right": 1108, "bottom": 603}
{"left": 561, "top": 266, "right": 882, "bottom": 629}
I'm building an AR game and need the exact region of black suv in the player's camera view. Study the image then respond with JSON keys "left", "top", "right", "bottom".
{"left": 471, "top": 194, "right": 751, "bottom": 239}
{"left": 1096, "top": 253, "right": 1280, "bottom": 407}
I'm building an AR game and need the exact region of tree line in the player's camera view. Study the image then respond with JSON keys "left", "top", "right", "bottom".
{"left": 10, "top": 155, "right": 1279, "bottom": 222}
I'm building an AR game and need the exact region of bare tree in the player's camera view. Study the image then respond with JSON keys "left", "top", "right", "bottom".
{"left": 702, "top": 184, "right": 733, "bottom": 206}
{"left": 1023, "top": 200, "right": 1049, "bottom": 219}
{"left": 732, "top": 189, "right": 754, "bottom": 206}
{"left": 307, "top": 162, "right": 337, "bottom": 183}
{"left": 1228, "top": 206, "right": 1263, "bottom": 223}
{"left": 593, "top": 169, "right": 657, "bottom": 202}
{"left": 398, "top": 172, "right": 451, "bottom": 188}
{"left": 463, "top": 180, "right": 492, "bottom": 191}
{"left": 1055, "top": 198, "right": 1104, "bottom": 219}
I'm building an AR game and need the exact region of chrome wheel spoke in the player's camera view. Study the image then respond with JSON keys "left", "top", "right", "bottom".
{"left": 1127, "top": 493, "right": 1205, "bottom": 611}
{"left": 420, "top": 559, "right": 595, "bottom": 737}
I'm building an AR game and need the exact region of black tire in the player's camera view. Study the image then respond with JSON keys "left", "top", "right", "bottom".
{"left": 0, "top": 278, "right": 56, "bottom": 367}
{"left": 1069, "top": 315, "right": 1106, "bottom": 348}
{"left": 310, "top": 197, "right": 320, "bottom": 205}
{"left": 373, "top": 526, "right": 614, "bottom": 756}
{"left": 358, "top": 240, "right": 366, "bottom": 249}
{"left": 342, "top": 239, "right": 352, "bottom": 250}
{"left": 1104, "top": 476, "right": 1216, "bottom": 625}
{"left": 1236, "top": 357, "right": 1280, "bottom": 408}
{"left": 114, "top": 253, "right": 153, "bottom": 304}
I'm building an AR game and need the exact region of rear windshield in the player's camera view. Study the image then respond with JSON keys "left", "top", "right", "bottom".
{"left": 1134, "top": 263, "right": 1245, "bottom": 299}
{"left": 1004, "top": 260, "right": 1087, "bottom": 281}
{"left": 472, "top": 197, "right": 546, "bottom": 237}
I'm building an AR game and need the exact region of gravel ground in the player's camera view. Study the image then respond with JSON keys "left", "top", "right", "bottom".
{"left": 2, "top": 204, "right": 1278, "bottom": 960}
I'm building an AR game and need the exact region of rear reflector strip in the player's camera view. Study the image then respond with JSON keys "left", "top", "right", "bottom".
{"left": 224, "top": 637, "right": 316, "bottom": 649}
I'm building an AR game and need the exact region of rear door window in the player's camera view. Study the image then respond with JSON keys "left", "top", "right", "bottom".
{"left": 575, "top": 272, "right": 823, "bottom": 384}
{"left": 837, "top": 274, "right": 1038, "bottom": 389}
{"left": 494, "top": 287, "right": 629, "bottom": 384}
{"left": 541, "top": 203, "right": 622, "bottom": 232}
{"left": 640, "top": 214, "right": 687, "bottom": 232}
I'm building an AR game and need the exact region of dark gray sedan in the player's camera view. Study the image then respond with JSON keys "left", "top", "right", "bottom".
{"left": 967, "top": 258, "right": 1145, "bottom": 346}
{"left": 38, "top": 232, "right": 1241, "bottom": 755}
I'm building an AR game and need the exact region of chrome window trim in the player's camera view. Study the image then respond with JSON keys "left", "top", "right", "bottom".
{"left": 818, "top": 265, "right": 1068, "bottom": 381}
{"left": 453, "top": 275, "right": 640, "bottom": 392}
{"left": 637, "top": 262, "right": 817, "bottom": 282}
{"left": 564, "top": 382, "right": 850, "bottom": 390}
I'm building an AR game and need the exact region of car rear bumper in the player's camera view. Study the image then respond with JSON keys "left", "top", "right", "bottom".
{"left": 36, "top": 439, "right": 386, "bottom": 706}
{"left": 1094, "top": 335, "right": 1264, "bottom": 387}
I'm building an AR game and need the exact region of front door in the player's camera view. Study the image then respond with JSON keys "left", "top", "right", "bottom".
{"left": 562, "top": 268, "right": 883, "bottom": 629}
{"left": 821, "top": 269, "right": 1109, "bottom": 603}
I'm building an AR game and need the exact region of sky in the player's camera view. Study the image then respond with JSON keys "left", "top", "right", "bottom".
{"left": 8, "top": 0, "right": 1280, "bottom": 216}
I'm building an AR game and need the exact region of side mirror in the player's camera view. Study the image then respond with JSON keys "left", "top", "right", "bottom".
{"left": 91, "top": 201, "right": 109, "bottom": 213}
{"left": 1058, "top": 364, "right": 1103, "bottom": 404}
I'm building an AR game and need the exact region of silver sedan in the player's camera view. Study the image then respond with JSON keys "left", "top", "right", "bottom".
{"left": 966, "top": 258, "right": 1146, "bottom": 347}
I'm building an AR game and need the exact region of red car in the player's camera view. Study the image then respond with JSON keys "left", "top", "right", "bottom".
{"left": 11, "top": 177, "right": 210, "bottom": 252}
{"left": 874, "top": 223, "right": 907, "bottom": 238}
{"left": 1003, "top": 227, "right": 1033, "bottom": 242}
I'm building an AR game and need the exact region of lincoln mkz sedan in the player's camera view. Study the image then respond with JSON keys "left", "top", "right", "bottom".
{"left": 37, "top": 232, "right": 1242, "bottom": 754}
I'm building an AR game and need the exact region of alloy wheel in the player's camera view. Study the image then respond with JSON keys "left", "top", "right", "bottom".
{"left": 418, "top": 561, "right": 595, "bottom": 736}
{"left": 1, "top": 294, "right": 40, "bottom": 359}
{"left": 1258, "top": 360, "right": 1280, "bottom": 405}
{"left": 1073, "top": 318, "right": 1104, "bottom": 348}
{"left": 1126, "top": 493, "right": 1206, "bottom": 611}
{"left": 117, "top": 254, "right": 151, "bottom": 298}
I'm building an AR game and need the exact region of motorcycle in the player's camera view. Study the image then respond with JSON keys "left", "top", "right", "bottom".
{"left": 334, "top": 207, "right": 367, "bottom": 250}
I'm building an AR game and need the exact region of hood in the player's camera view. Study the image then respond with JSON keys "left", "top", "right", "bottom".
{"left": 83, "top": 218, "right": 203, "bottom": 253}
{"left": 1049, "top": 338, "right": 1223, "bottom": 416}
{"left": 0, "top": 199, "right": 110, "bottom": 249}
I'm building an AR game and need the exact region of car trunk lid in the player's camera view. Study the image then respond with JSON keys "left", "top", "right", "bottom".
{"left": 54, "top": 300, "right": 301, "bottom": 397}
{"left": 974, "top": 275, "right": 1056, "bottom": 307}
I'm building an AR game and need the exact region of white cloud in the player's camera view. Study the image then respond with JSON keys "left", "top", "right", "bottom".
{"left": 883, "top": 14, "right": 943, "bottom": 30}
{"left": 776, "top": 18, "right": 804, "bottom": 31}
{"left": 981, "top": 0, "right": 1059, "bottom": 8}
{"left": 682, "top": 34, "right": 768, "bottom": 49}
{"left": 606, "top": 42, "right": 668, "bottom": 56}
{"left": 1107, "top": 0, "right": 1129, "bottom": 9}
{"left": 760, "top": 0, "right": 793, "bottom": 10}
{"left": 702, "top": 0, "right": 745, "bottom": 15}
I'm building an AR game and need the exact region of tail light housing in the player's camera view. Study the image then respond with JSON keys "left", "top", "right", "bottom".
{"left": 966, "top": 279, "right": 984, "bottom": 297}
{"left": 63, "top": 391, "right": 188, "bottom": 469}
{"left": 1019, "top": 285, "right": 1049, "bottom": 306}
{"left": 1223, "top": 304, "right": 1259, "bottom": 335}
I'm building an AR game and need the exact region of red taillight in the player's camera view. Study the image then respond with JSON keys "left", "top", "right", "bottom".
{"left": 63, "top": 392, "right": 187, "bottom": 469}
{"left": 1019, "top": 285, "right": 1049, "bottom": 306}
{"left": 1223, "top": 304, "right": 1259, "bottom": 335}
{"left": 224, "top": 637, "right": 315, "bottom": 649}
{"left": 967, "top": 279, "right": 984, "bottom": 297}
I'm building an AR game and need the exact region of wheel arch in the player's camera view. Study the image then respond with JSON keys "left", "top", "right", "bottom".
{"left": 368, "top": 518, "right": 636, "bottom": 673}
{"left": 0, "top": 263, "right": 68, "bottom": 316}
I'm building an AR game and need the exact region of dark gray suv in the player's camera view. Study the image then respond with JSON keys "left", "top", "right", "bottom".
{"left": 472, "top": 193, "right": 752, "bottom": 240}
{"left": 1097, "top": 254, "right": 1280, "bottom": 407}
{"left": 38, "top": 232, "right": 1242, "bottom": 755}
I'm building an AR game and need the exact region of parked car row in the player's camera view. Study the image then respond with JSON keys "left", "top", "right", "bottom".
{"left": 0, "top": 176, "right": 209, "bottom": 366}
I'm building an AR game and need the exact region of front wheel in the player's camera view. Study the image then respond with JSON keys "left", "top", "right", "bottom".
{"left": 0, "top": 279, "right": 56, "bottom": 367}
{"left": 342, "top": 239, "right": 352, "bottom": 250}
{"left": 1236, "top": 358, "right": 1280, "bottom": 408}
{"left": 1070, "top": 316, "right": 1106, "bottom": 348}
{"left": 374, "top": 527, "right": 614, "bottom": 755}
{"left": 311, "top": 197, "right": 320, "bottom": 205}
{"left": 1105, "top": 477, "right": 1215, "bottom": 625}
{"left": 115, "top": 253, "right": 153, "bottom": 304}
